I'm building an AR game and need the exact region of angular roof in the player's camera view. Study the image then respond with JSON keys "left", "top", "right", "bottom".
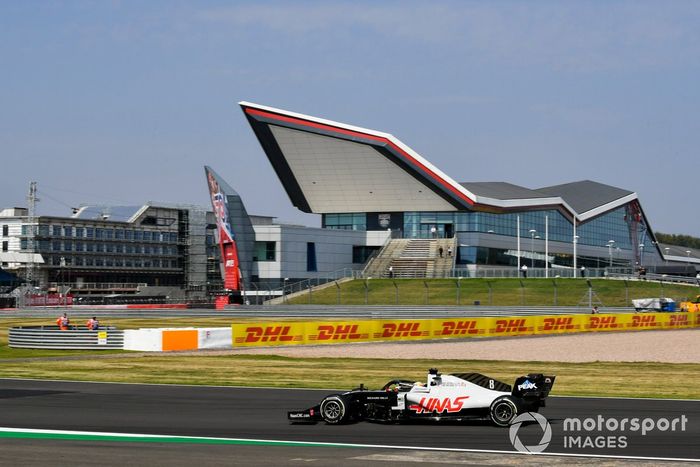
{"left": 461, "top": 182, "right": 551, "bottom": 200}
{"left": 536, "top": 180, "right": 635, "bottom": 217}
{"left": 240, "top": 101, "right": 639, "bottom": 222}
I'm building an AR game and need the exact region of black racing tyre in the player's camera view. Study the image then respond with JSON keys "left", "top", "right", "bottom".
{"left": 320, "top": 396, "right": 349, "bottom": 424}
{"left": 489, "top": 396, "right": 519, "bottom": 427}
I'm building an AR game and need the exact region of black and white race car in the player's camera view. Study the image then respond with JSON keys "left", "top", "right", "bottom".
{"left": 288, "top": 368, "right": 555, "bottom": 426}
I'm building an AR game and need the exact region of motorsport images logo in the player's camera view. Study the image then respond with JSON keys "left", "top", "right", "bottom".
{"left": 509, "top": 412, "right": 552, "bottom": 453}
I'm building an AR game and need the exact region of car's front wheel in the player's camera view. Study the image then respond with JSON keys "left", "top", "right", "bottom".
{"left": 320, "top": 396, "right": 349, "bottom": 424}
{"left": 489, "top": 396, "right": 519, "bottom": 427}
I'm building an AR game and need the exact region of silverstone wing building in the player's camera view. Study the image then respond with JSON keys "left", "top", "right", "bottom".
{"left": 232, "top": 101, "right": 669, "bottom": 283}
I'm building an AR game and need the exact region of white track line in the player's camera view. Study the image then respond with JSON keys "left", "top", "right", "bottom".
{"left": 0, "top": 427, "right": 697, "bottom": 462}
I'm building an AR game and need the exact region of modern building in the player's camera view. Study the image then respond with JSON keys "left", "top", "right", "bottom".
{"left": 234, "top": 101, "right": 699, "bottom": 278}
{"left": 0, "top": 204, "right": 221, "bottom": 297}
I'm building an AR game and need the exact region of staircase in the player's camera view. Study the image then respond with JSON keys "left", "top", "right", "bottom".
{"left": 364, "top": 237, "right": 458, "bottom": 278}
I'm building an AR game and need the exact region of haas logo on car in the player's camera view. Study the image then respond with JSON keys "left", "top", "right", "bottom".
{"left": 315, "top": 324, "right": 362, "bottom": 341}
{"left": 542, "top": 317, "right": 576, "bottom": 331}
{"left": 409, "top": 396, "right": 470, "bottom": 414}
{"left": 380, "top": 322, "right": 424, "bottom": 338}
{"left": 243, "top": 326, "right": 293, "bottom": 343}
{"left": 494, "top": 319, "right": 528, "bottom": 333}
{"left": 440, "top": 320, "right": 479, "bottom": 336}
{"left": 589, "top": 316, "right": 619, "bottom": 329}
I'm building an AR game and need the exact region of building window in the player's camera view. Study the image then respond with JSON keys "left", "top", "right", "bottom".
{"left": 1, "top": 225, "right": 7, "bottom": 237}
{"left": 63, "top": 226, "right": 72, "bottom": 237}
{"left": 2, "top": 241, "right": 7, "bottom": 252}
{"left": 75, "top": 227, "right": 84, "bottom": 238}
{"left": 134, "top": 230, "right": 143, "bottom": 241}
{"left": 307, "top": 242, "right": 317, "bottom": 272}
{"left": 105, "top": 229, "right": 114, "bottom": 240}
{"left": 86, "top": 227, "right": 94, "bottom": 238}
{"left": 52, "top": 241, "right": 61, "bottom": 251}
{"left": 95, "top": 228, "right": 103, "bottom": 239}
{"left": 86, "top": 243, "right": 94, "bottom": 252}
{"left": 353, "top": 246, "right": 379, "bottom": 264}
{"left": 53, "top": 225, "right": 62, "bottom": 236}
{"left": 115, "top": 229, "right": 124, "bottom": 240}
{"left": 20, "top": 239, "right": 27, "bottom": 250}
{"left": 253, "top": 241, "right": 276, "bottom": 261}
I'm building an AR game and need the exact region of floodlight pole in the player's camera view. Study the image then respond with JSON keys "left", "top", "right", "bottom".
{"left": 573, "top": 216, "right": 578, "bottom": 278}
{"left": 516, "top": 215, "right": 521, "bottom": 274}
{"left": 545, "top": 215, "right": 549, "bottom": 278}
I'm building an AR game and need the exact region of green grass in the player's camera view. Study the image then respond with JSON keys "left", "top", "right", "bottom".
{"left": 2, "top": 314, "right": 699, "bottom": 400}
{"left": 289, "top": 278, "right": 700, "bottom": 306}
{"left": 0, "top": 352, "right": 697, "bottom": 399}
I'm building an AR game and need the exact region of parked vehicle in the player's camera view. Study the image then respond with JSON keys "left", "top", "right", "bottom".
{"left": 632, "top": 297, "right": 676, "bottom": 312}
{"left": 680, "top": 295, "right": 700, "bottom": 313}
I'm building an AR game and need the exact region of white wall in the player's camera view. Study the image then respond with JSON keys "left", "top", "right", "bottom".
{"left": 252, "top": 224, "right": 390, "bottom": 280}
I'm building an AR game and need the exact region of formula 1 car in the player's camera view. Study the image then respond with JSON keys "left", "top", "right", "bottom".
{"left": 288, "top": 369, "right": 555, "bottom": 427}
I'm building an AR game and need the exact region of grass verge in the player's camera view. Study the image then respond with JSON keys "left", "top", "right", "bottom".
{"left": 288, "top": 278, "right": 700, "bottom": 306}
{"left": 2, "top": 317, "right": 698, "bottom": 399}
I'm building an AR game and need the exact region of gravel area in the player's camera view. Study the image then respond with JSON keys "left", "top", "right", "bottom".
{"left": 224, "top": 329, "right": 700, "bottom": 363}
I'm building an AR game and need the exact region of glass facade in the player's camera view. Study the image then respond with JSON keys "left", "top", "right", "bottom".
{"left": 323, "top": 202, "right": 660, "bottom": 267}
{"left": 21, "top": 221, "right": 181, "bottom": 272}
{"left": 323, "top": 213, "right": 366, "bottom": 230}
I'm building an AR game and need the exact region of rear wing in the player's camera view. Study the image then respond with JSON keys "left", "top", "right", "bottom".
{"left": 512, "top": 373, "right": 556, "bottom": 402}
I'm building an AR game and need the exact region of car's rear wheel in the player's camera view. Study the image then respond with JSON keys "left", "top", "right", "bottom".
{"left": 489, "top": 396, "right": 518, "bottom": 427}
{"left": 320, "top": 396, "right": 349, "bottom": 424}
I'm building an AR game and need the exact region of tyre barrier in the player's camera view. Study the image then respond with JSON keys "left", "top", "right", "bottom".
{"left": 8, "top": 326, "right": 124, "bottom": 349}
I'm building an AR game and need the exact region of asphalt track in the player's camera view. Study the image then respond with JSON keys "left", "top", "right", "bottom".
{"left": 0, "top": 379, "right": 698, "bottom": 465}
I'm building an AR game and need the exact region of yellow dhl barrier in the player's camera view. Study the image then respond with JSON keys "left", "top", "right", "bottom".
{"left": 231, "top": 312, "right": 700, "bottom": 347}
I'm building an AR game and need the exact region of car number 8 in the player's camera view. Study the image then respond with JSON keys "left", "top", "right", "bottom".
{"left": 489, "top": 379, "right": 495, "bottom": 389}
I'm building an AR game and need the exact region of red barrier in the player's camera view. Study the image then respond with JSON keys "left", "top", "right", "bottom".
{"left": 125, "top": 304, "right": 188, "bottom": 309}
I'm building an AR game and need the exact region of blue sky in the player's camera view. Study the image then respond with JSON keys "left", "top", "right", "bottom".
{"left": 2, "top": 1, "right": 699, "bottom": 235}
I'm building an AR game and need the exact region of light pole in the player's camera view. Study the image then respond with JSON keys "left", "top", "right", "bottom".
{"left": 529, "top": 229, "right": 536, "bottom": 268}
{"left": 607, "top": 240, "right": 615, "bottom": 267}
{"left": 573, "top": 235, "right": 579, "bottom": 278}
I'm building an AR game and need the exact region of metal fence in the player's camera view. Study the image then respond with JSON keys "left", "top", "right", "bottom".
{"left": 8, "top": 326, "right": 124, "bottom": 349}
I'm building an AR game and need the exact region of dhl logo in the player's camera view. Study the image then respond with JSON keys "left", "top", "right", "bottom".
{"left": 314, "top": 324, "right": 363, "bottom": 341}
{"left": 380, "top": 322, "right": 424, "bottom": 338}
{"left": 440, "top": 320, "right": 479, "bottom": 336}
{"left": 243, "top": 326, "right": 294, "bottom": 343}
{"left": 669, "top": 315, "right": 689, "bottom": 326}
{"left": 494, "top": 319, "right": 528, "bottom": 333}
{"left": 409, "top": 396, "right": 469, "bottom": 414}
{"left": 589, "top": 316, "right": 619, "bottom": 329}
{"left": 631, "top": 315, "right": 658, "bottom": 328}
{"left": 542, "top": 317, "right": 576, "bottom": 331}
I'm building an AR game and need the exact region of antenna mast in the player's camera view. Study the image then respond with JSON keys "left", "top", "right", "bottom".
{"left": 26, "top": 181, "right": 39, "bottom": 286}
